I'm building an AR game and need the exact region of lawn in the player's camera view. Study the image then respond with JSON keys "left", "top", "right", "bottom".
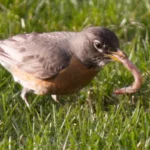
{"left": 0, "top": 0, "right": 150, "bottom": 149}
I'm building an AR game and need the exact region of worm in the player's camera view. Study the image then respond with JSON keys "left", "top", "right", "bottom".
{"left": 114, "top": 57, "right": 143, "bottom": 94}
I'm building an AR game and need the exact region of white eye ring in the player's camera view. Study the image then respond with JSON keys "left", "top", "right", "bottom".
{"left": 93, "top": 40, "right": 103, "bottom": 53}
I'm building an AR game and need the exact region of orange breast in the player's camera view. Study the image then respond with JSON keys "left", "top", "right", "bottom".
{"left": 11, "top": 57, "right": 98, "bottom": 95}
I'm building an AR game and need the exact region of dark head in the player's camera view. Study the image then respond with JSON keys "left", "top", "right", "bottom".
{"left": 69, "top": 26, "right": 127, "bottom": 68}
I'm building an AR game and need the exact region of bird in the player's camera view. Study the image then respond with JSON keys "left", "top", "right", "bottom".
{"left": 0, "top": 26, "right": 128, "bottom": 107}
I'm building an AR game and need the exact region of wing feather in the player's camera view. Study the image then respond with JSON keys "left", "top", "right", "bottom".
{"left": 0, "top": 32, "right": 76, "bottom": 79}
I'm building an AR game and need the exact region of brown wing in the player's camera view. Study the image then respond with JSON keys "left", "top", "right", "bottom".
{"left": 0, "top": 32, "right": 76, "bottom": 79}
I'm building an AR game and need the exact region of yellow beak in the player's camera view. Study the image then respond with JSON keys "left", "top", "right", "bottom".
{"left": 105, "top": 49, "right": 128, "bottom": 62}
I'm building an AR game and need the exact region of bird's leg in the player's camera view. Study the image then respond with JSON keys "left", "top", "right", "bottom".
{"left": 51, "top": 94, "right": 59, "bottom": 102}
{"left": 87, "top": 90, "right": 95, "bottom": 114}
{"left": 51, "top": 94, "right": 62, "bottom": 104}
{"left": 21, "top": 88, "right": 30, "bottom": 107}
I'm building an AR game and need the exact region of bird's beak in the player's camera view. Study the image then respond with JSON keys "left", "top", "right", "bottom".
{"left": 105, "top": 49, "right": 128, "bottom": 62}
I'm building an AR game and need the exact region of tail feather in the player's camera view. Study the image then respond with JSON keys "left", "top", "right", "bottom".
{"left": 0, "top": 46, "right": 16, "bottom": 71}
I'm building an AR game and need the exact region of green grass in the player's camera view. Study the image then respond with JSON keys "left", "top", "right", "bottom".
{"left": 0, "top": 0, "right": 150, "bottom": 149}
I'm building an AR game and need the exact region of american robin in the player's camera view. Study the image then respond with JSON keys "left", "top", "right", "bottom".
{"left": 0, "top": 26, "right": 128, "bottom": 106}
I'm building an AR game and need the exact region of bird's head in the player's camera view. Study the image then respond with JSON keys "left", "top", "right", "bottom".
{"left": 71, "top": 27, "right": 128, "bottom": 68}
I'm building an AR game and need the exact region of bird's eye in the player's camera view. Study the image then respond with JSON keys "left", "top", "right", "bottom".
{"left": 93, "top": 40, "right": 103, "bottom": 51}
